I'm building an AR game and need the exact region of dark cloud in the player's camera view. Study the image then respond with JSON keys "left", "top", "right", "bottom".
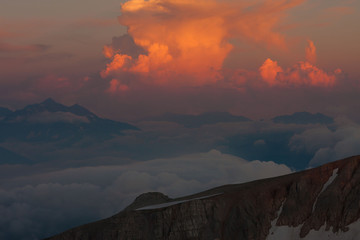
{"left": 104, "top": 34, "right": 147, "bottom": 59}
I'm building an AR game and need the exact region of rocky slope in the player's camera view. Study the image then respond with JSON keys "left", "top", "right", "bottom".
{"left": 45, "top": 155, "right": 360, "bottom": 240}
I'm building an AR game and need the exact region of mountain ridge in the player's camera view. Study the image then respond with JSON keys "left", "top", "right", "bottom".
{"left": 3, "top": 98, "right": 101, "bottom": 122}
{"left": 45, "top": 155, "right": 360, "bottom": 240}
{"left": 272, "top": 112, "right": 334, "bottom": 125}
{"left": 0, "top": 99, "right": 139, "bottom": 163}
{"left": 145, "top": 111, "right": 251, "bottom": 128}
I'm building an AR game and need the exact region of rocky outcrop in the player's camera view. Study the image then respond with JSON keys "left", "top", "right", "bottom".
{"left": 45, "top": 156, "right": 360, "bottom": 240}
{"left": 124, "top": 192, "right": 171, "bottom": 211}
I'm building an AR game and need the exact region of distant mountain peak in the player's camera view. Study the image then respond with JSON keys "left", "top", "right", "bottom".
{"left": 17, "top": 98, "right": 96, "bottom": 118}
{"left": 39, "top": 98, "right": 65, "bottom": 109}
{"left": 148, "top": 111, "right": 251, "bottom": 128}
{"left": 272, "top": 111, "right": 334, "bottom": 125}
{"left": 42, "top": 98, "right": 57, "bottom": 104}
{"left": 0, "top": 99, "right": 138, "bottom": 142}
{"left": 20, "top": 98, "right": 67, "bottom": 116}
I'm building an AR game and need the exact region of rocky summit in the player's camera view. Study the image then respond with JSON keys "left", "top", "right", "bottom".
{"left": 45, "top": 156, "right": 360, "bottom": 240}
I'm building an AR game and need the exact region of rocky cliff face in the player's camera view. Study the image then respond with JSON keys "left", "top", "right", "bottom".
{"left": 45, "top": 156, "right": 360, "bottom": 240}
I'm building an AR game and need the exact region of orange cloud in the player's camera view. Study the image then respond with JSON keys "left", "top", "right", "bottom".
{"left": 305, "top": 40, "right": 316, "bottom": 64}
{"left": 102, "top": 45, "right": 115, "bottom": 59}
{"left": 102, "top": 0, "right": 305, "bottom": 88}
{"left": 259, "top": 41, "right": 340, "bottom": 87}
{"left": 101, "top": 54, "right": 133, "bottom": 78}
{"left": 259, "top": 59, "right": 284, "bottom": 86}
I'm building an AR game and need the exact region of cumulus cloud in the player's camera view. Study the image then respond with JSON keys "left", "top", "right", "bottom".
{"left": 103, "top": 34, "right": 147, "bottom": 59}
{"left": 0, "top": 150, "right": 291, "bottom": 239}
{"left": 100, "top": 0, "right": 347, "bottom": 93}
{"left": 101, "top": 0, "right": 305, "bottom": 88}
{"left": 259, "top": 58, "right": 284, "bottom": 86}
{"left": 289, "top": 126, "right": 336, "bottom": 154}
{"left": 259, "top": 41, "right": 341, "bottom": 87}
{"left": 289, "top": 120, "right": 360, "bottom": 166}
{"left": 259, "top": 60, "right": 339, "bottom": 87}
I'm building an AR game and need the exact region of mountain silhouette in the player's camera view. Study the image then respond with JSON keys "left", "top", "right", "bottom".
{"left": 0, "top": 98, "right": 138, "bottom": 143}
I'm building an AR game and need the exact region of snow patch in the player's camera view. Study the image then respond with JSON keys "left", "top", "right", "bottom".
{"left": 266, "top": 220, "right": 360, "bottom": 240}
{"left": 136, "top": 193, "right": 222, "bottom": 210}
{"left": 312, "top": 168, "right": 338, "bottom": 212}
{"left": 267, "top": 200, "right": 299, "bottom": 240}
{"left": 321, "top": 168, "right": 339, "bottom": 194}
{"left": 267, "top": 224, "right": 303, "bottom": 240}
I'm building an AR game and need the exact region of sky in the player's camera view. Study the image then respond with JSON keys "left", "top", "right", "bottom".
{"left": 1, "top": 0, "right": 360, "bottom": 239}
{"left": 0, "top": 0, "right": 359, "bottom": 121}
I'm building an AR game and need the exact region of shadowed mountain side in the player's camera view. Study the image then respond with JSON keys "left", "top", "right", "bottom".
{"left": 0, "top": 98, "right": 139, "bottom": 143}
{"left": 45, "top": 155, "right": 360, "bottom": 240}
{"left": 146, "top": 112, "right": 251, "bottom": 128}
{"left": 272, "top": 112, "right": 334, "bottom": 125}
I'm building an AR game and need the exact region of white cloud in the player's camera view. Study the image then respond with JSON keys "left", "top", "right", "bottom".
{"left": 289, "top": 119, "right": 360, "bottom": 166}
{"left": 0, "top": 150, "right": 291, "bottom": 239}
{"left": 289, "top": 126, "right": 337, "bottom": 153}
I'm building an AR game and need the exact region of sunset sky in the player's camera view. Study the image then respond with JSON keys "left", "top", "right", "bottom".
{"left": 1, "top": 0, "right": 359, "bottom": 121}
{"left": 2, "top": 1, "right": 360, "bottom": 238}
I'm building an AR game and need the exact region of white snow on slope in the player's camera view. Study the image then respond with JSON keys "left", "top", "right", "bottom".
{"left": 266, "top": 167, "right": 360, "bottom": 240}
{"left": 266, "top": 220, "right": 360, "bottom": 240}
{"left": 312, "top": 168, "right": 338, "bottom": 212}
{"left": 136, "top": 193, "right": 223, "bottom": 210}
{"left": 320, "top": 168, "right": 339, "bottom": 195}
{"left": 266, "top": 200, "right": 300, "bottom": 240}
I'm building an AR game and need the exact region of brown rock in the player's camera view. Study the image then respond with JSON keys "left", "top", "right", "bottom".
{"left": 45, "top": 156, "right": 360, "bottom": 240}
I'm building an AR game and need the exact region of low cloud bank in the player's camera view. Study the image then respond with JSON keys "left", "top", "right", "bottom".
{"left": 289, "top": 119, "right": 360, "bottom": 166}
{"left": 0, "top": 150, "right": 291, "bottom": 239}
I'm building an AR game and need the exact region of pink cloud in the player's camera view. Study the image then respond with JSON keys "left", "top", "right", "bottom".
{"left": 101, "top": 0, "right": 306, "bottom": 91}
{"left": 259, "top": 60, "right": 339, "bottom": 87}
{"left": 258, "top": 40, "right": 342, "bottom": 87}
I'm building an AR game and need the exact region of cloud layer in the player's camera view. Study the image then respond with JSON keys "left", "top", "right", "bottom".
{"left": 0, "top": 150, "right": 291, "bottom": 239}
{"left": 289, "top": 119, "right": 360, "bottom": 166}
